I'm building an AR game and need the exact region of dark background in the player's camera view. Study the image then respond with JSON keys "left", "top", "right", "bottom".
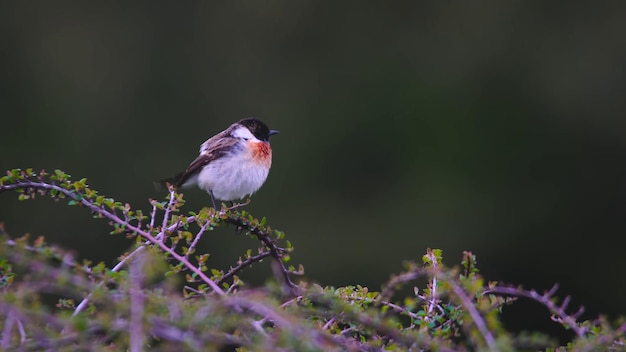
{"left": 2, "top": 2, "right": 626, "bottom": 338}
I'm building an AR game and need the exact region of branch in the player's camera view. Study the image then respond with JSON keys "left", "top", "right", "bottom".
{"left": 129, "top": 252, "right": 146, "bottom": 352}
{"left": 224, "top": 215, "right": 298, "bottom": 294}
{"left": 73, "top": 245, "right": 148, "bottom": 316}
{"left": 380, "top": 269, "right": 424, "bottom": 301}
{"left": 445, "top": 276, "right": 498, "bottom": 351}
{"left": 217, "top": 250, "right": 273, "bottom": 287}
{"left": 225, "top": 296, "right": 354, "bottom": 350}
{"left": 184, "top": 217, "right": 212, "bottom": 259}
{"left": 425, "top": 249, "right": 439, "bottom": 319}
{"left": 484, "top": 284, "right": 587, "bottom": 337}
{"left": 0, "top": 175, "right": 226, "bottom": 296}
{"left": 1, "top": 170, "right": 301, "bottom": 301}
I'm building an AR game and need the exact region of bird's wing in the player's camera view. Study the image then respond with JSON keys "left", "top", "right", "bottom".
{"left": 173, "top": 134, "right": 239, "bottom": 187}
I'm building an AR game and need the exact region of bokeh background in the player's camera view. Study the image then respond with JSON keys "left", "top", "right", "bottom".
{"left": 2, "top": 2, "right": 626, "bottom": 339}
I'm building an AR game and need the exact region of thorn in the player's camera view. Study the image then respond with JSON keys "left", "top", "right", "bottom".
{"left": 560, "top": 296, "right": 571, "bottom": 310}
{"left": 548, "top": 284, "right": 559, "bottom": 296}
{"left": 574, "top": 306, "right": 585, "bottom": 319}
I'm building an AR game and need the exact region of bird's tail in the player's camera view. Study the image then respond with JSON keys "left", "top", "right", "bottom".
{"left": 153, "top": 172, "right": 184, "bottom": 192}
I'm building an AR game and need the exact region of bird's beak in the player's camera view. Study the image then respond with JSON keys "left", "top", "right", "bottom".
{"left": 269, "top": 130, "right": 279, "bottom": 136}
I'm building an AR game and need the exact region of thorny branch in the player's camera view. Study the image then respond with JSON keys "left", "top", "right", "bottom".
{"left": 444, "top": 274, "right": 498, "bottom": 351}
{"left": 485, "top": 284, "right": 588, "bottom": 337}
{"left": 425, "top": 250, "right": 439, "bottom": 320}
{"left": 217, "top": 250, "right": 273, "bottom": 287}
{"left": 0, "top": 173, "right": 299, "bottom": 299}
{"left": 0, "top": 170, "right": 300, "bottom": 302}
{"left": 1, "top": 178, "right": 228, "bottom": 296}
{"left": 224, "top": 215, "right": 299, "bottom": 294}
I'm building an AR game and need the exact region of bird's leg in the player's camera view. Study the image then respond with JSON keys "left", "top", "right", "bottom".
{"left": 209, "top": 190, "right": 217, "bottom": 210}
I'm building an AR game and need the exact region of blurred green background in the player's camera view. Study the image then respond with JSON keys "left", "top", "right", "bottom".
{"left": 2, "top": 2, "right": 626, "bottom": 336}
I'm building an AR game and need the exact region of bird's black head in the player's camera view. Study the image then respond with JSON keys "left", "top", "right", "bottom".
{"left": 238, "top": 118, "right": 279, "bottom": 142}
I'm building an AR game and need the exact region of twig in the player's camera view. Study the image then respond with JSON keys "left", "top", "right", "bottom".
{"left": 380, "top": 300, "right": 421, "bottom": 321}
{"left": 226, "top": 296, "right": 348, "bottom": 350}
{"left": 224, "top": 215, "right": 298, "bottom": 294}
{"left": 217, "top": 251, "right": 272, "bottom": 286}
{"left": 1, "top": 310, "right": 16, "bottom": 349}
{"left": 148, "top": 200, "right": 158, "bottom": 230}
{"left": 380, "top": 270, "right": 424, "bottom": 302}
{"left": 3, "top": 237, "right": 107, "bottom": 321}
{"left": 339, "top": 294, "right": 421, "bottom": 321}
{"left": 158, "top": 188, "right": 178, "bottom": 242}
{"left": 149, "top": 318, "right": 247, "bottom": 350}
{"left": 226, "top": 198, "right": 251, "bottom": 211}
{"left": 281, "top": 296, "right": 302, "bottom": 307}
{"left": 425, "top": 250, "right": 438, "bottom": 319}
{"left": 4, "top": 238, "right": 93, "bottom": 278}
{"left": 250, "top": 318, "right": 269, "bottom": 337}
{"left": 129, "top": 253, "right": 146, "bottom": 352}
{"left": 378, "top": 265, "right": 446, "bottom": 318}
{"left": 185, "top": 217, "right": 213, "bottom": 259}
{"left": 322, "top": 317, "right": 336, "bottom": 330}
{"left": 446, "top": 276, "right": 498, "bottom": 351}
{"left": 484, "top": 284, "right": 587, "bottom": 337}
{"left": 73, "top": 245, "right": 148, "bottom": 316}
{"left": 16, "top": 318, "right": 26, "bottom": 344}
{"left": 184, "top": 285, "right": 202, "bottom": 296}
{"left": 303, "top": 292, "right": 423, "bottom": 349}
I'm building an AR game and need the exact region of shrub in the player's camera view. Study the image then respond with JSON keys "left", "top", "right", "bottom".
{"left": 0, "top": 169, "right": 624, "bottom": 351}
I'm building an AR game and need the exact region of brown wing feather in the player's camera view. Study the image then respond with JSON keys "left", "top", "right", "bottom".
{"left": 173, "top": 134, "right": 239, "bottom": 187}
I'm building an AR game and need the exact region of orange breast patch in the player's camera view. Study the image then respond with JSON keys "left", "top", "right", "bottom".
{"left": 249, "top": 141, "right": 272, "bottom": 166}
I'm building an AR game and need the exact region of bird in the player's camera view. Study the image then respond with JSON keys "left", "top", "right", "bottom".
{"left": 156, "top": 118, "right": 278, "bottom": 209}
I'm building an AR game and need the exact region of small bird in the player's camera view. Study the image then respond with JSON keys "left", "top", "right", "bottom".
{"left": 156, "top": 118, "right": 278, "bottom": 208}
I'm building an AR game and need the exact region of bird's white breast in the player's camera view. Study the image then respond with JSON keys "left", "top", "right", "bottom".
{"left": 196, "top": 144, "right": 270, "bottom": 201}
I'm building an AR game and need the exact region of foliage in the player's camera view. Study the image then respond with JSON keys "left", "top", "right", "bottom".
{"left": 0, "top": 168, "right": 624, "bottom": 351}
